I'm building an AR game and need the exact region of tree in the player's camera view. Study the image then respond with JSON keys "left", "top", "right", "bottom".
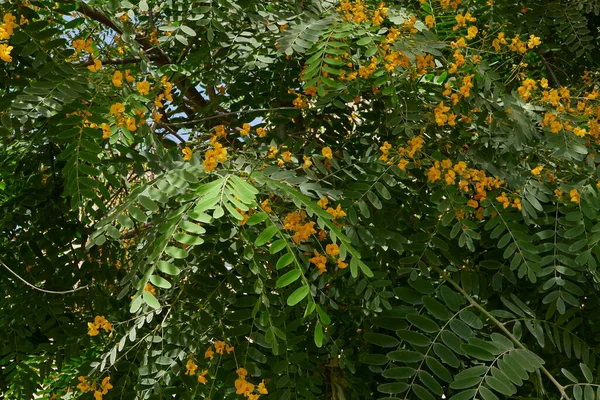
{"left": 2, "top": 0, "right": 600, "bottom": 398}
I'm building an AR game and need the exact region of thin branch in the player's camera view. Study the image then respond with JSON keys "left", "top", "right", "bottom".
{"left": 538, "top": 52, "right": 561, "bottom": 88}
{"left": 164, "top": 107, "right": 299, "bottom": 126}
{"left": 58, "top": 0, "right": 209, "bottom": 112}
{"left": 1, "top": 259, "right": 89, "bottom": 295}
{"left": 73, "top": 55, "right": 162, "bottom": 66}
{"left": 432, "top": 265, "right": 571, "bottom": 400}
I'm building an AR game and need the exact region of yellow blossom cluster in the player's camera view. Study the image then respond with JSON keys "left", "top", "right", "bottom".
{"left": 202, "top": 126, "right": 228, "bottom": 171}
{"left": 72, "top": 37, "right": 93, "bottom": 54}
{"left": 87, "top": 315, "right": 113, "bottom": 336}
{"left": 235, "top": 368, "right": 268, "bottom": 399}
{"left": 0, "top": 13, "right": 18, "bottom": 62}
{"left": 77, "top": 376, "right": 113, "bottom": 400}
{"left": 495, "top": 192, "right": 522, "bottom": 211}
{"left": 284, "top": 211, "right": 317, "bottom": 244}
{"left": 434, "top": 101, "right": 457, "bottom": 127}
{"left": 309, "top": 243, "right": 348, "bottom": 275}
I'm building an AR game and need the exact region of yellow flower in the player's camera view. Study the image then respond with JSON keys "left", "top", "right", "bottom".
{"left": 240, "top": 123, "right": 251, "bottom": 136}
{"left": 531, "top": 166, "right": 543, "bottom": 176}
{"left": 326, "top": 204, "right": 346, "bottom": 219}
{"left": 326, "top": 243, "right": 339, "bottom": 257}
{"left": 268, "top": 146, "right": 278, "bottom": 158}
{"left": 317, "top": 197, "right": 329, "bottom": 209}
{"left": 398, "top": 159, "right": 409, "bottom": 171}
{"left": 256, "top": 127, "right": 266, "bottom": 137}
{"left": 185, "top": 359, "right": 198, "bottom": 375}
{"left": 112, "top": 70, "right": 123, "bottom": 87}
{"left": 126, "top": 117, "right": 137, "bottom": 131}
{"left": 125, "top": 69, "right": 136, "bottom": 82}
{"left": 466, "top": 26, "right": 478, "bottom": 40}
{"left": 205, "top": 347, "right": 215, "bottom": 360}
{"left": 322, "top": 146, "right": 333, "bottom": 159}
{"left": 197, "top": 370, "right": 208, "bottom": 383}
{"left": 425, "top": 15, "right": 435, "bottom": 28}
{"left": 258, "top": 380, "right": 269, "bottom": 394}
{"left": 87, "top": 59, "right": 102, "bottom": 72}
{"left": 427, "top": 167, "right": 441, "bottom": 182}
{"left": 110, "top": 102, "right": 125, "bottom": 116}
{"left": 101, "top": 123, "right": 111, "bottom": 139}
{"left": 573, "top": 127, "right": 587, "bottom": 137}
{"left": 236, "top": 367, "right": 248, "bottom": 378}
{"left": 226, "top": 345, "right": 235, "bottom": 354}
{"left": 214, "top": 341, "right": 226, "bottom": 355}
{"left": 144, "top": 282, "right": 155, "bottom": 295}
{"left": 101, "top": 377, "right": 113, "bottom": 394}
{"left": 302, "top": 155, "right": 312, "bottom": 168}
{"left": 137, "top": 80, "right": 150, "bottom": 96}
{"left": 570, "top": 188, "right": 580, "bottom": 204}
{"left": 282, "top": 151, "right": 292, "bottom": 162}
{"left": 87, "top": 322, "right": 100, "bottom": 336}
{"left": 496, "top": 192, "right": 510, "bottom": 209}
{"left": 310, "top": 250, "right": 328, "bottom": 275}
{"left": 528, "top": 35, "right": 541, "bottom": 49}
{"left": 0, "top": 43, "right": 13, "bottom": 62}
{"left": 77, "top": 376, "right": 91, "bottom": 393}
{"left": 261, "top": 199, "right": 272, "bottom": 213}
{"left": 467, "top": 199, "right": 479, "bottom": 208}
{"left": 337, "top": 258, "right": 348, "bottom": 269}
{"left": 182, "top": 146, "right": 193, "bottom": 161}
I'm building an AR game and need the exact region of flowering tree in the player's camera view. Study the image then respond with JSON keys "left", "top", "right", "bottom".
{"left": 2, "top": 0, "right": 600, "bottom": 399}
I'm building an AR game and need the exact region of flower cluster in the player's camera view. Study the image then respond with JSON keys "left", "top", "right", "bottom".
{"left": 235, "top": 367, "right": 268, "bottom": 399}
{"left": 203, "top": 126, "right": 228, "bottom": 171}
{"left": 87, "top": 315, "right": 113, "bottom": 336}
{"left": 284, "top": 211, "right": 317, "bottom": 244}
{"left": 309, "top": 243, "right": 348, "bottom": 275}
{"left": 77, "top": 376, "right": 113, "bottom": 400}
{"left": 0, "top": 13, "right": 18, "bottom": 62}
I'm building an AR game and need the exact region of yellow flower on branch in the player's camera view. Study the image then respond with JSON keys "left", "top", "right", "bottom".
{"left": 137, "top": 80, "right": 150, "bottom": 95}
{"left": 182, "top": 146, "right": 193, "bottom": 161}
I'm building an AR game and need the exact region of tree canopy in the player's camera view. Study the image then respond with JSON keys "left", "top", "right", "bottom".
{"left": 2, "top": 0, "right": 600, "bottom": 399}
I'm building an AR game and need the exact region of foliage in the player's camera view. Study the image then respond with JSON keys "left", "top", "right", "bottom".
{"left": 2, "top": 0, "right": 600, "bottom": 399}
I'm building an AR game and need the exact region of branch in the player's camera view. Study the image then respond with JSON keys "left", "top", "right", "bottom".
{"left": 432, "top": 265, "right": 572, "bottom": 400}
{"left": 72, "top": 55, "right": 162, "bottom": 66}
{"left": 59, "top": 0, "right": 208, "bottom": 113}
{"left": 163, "top": 107, "right": 299, "bottom": 127}
{"left": 0, "top": 259, "right": 89, "bottom": 295}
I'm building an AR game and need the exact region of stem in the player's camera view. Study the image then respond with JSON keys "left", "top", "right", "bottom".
{"left": 431, "top": 265, "right": 571, "bottom": 400}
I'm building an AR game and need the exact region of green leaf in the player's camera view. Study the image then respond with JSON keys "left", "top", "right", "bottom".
{"left": 461, "top": 344, "right": 495, "bottom": 361}
{"left": 396, "top": 329, "right": 431, "bottom": 347}
{"left": 276, "top": 252, "right": 294, "bottom": 270}
{"left": 407, "top": 314, "right": 440, "bottom": 333}
{"left": 255, "top": 225, "right": 278, "bottom": 246}
{"left": 377, "top": 382, "right": 409, "bottom": 394}
{"left": 314, "top": 321, "right": 323, "bottom": 348}
{"left": 276, "top": 270, "right": 301, "bottom": 288}
{"left": 382, "top": 367, "right": 416, "bottom": 379}
{"left": 150, "top": 275, "right": 172, "bottom": 289}
{"left": 364, "top": 332, "right": 399, "bottom": 348}
{"left": 287, "top": 285, "right": 310, "bottom": 306}
{"left": 143, "top": 291, "right": 160, "bottom": 309}
{"left": 387, "top": 350, "right": 425, "bottom": 362}
{"left": 246, "top": 212, "right": 268, "bottom": 226}
{"left": 156, "top": 261, "right": 181, "bottom": 275}
{"left": 165, "top": 246, "right": 188, "bottom": 259}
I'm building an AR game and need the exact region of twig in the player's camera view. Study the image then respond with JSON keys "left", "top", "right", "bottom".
{"left": 72, "top": 55, "right": 162, "bottom": 66}
{"left": 164, "top": 107, "right": 299, "bottom": 126}
{"left": 0, "top": 259, "right": 89, "bottom": 295}
{"left": 432, "top": 265, "right": 571, "bottom": 400}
